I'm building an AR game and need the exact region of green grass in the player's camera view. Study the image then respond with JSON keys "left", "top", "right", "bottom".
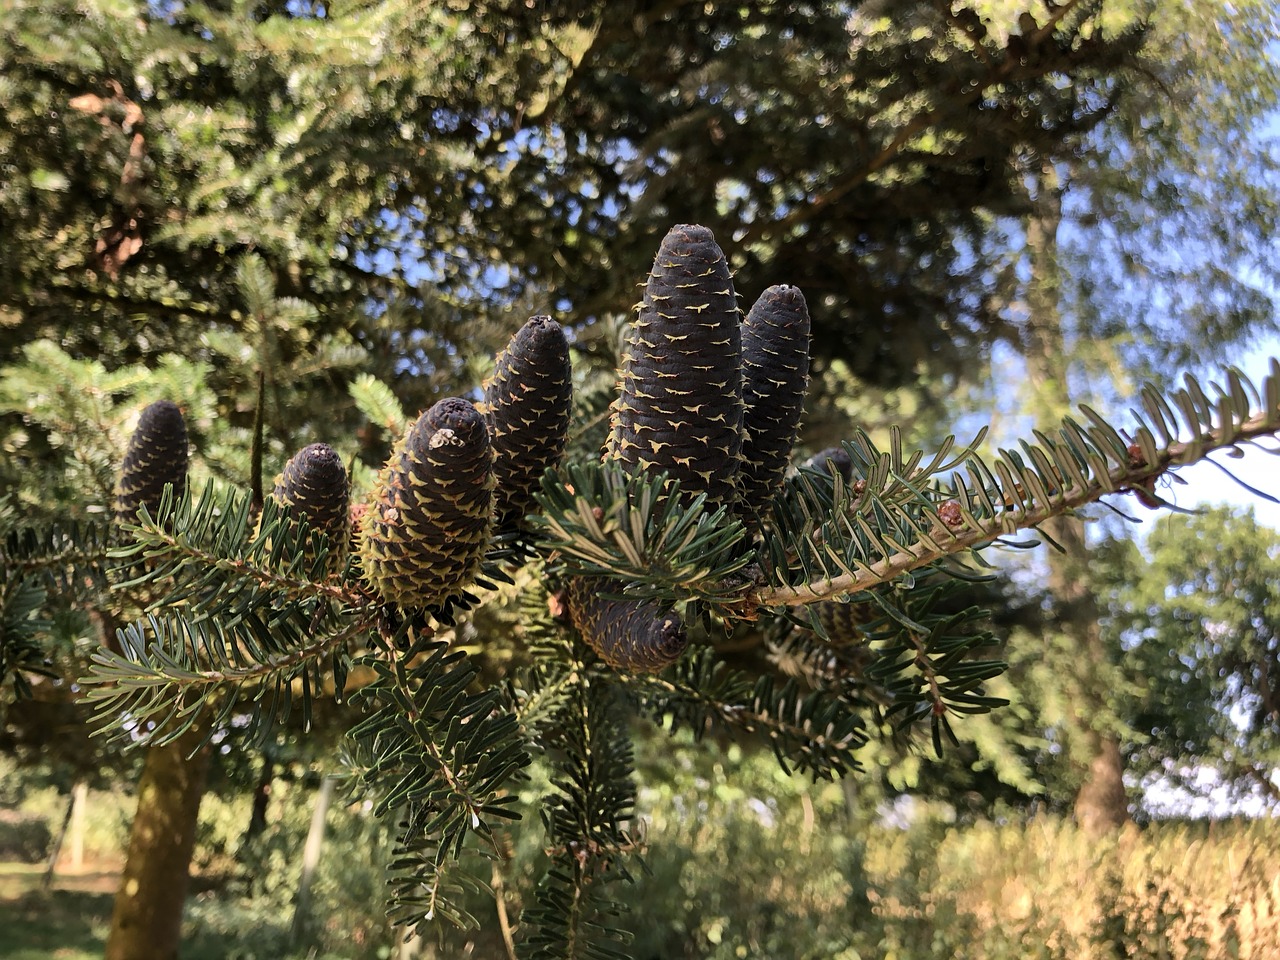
{"left": 0, "top": 888, "right": 113, "bottom": 960}
{"left": 0, "top": 864, "right": 259, "bottom": 960}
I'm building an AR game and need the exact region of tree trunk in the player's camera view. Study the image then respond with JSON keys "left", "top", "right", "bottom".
{"left": 69, "top": 779, "right": 88, "bottom": 870}
{"left": 1024, "top": 160, "right": 1130, "bottom": 834}
{"left": 244, "top": 753, "right": 273, "bottom": 844}
{"left": 42, "top": 780, "right": 81, "bottom": 890}
{"left": 105, "top": 726, "right": 212, "bottom": 960}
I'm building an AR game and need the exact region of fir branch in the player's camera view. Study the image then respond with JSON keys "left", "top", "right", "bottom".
{"left": 531, "top": 463, "right": 752, "bottom": 605}
{"left": 756, "top": 364, "right": 1280, "bottom": 607}
{"left": 520, "top": 677, "right": 637, "bottom": 960}
{"left": 79, "top": 603, "right": 374, "bottom": 747}
{"left": 346, "top": 629, "right": 530, "bottom": 933}
{"left": 633, "top": 647, "right": 866, "bottom": 780}
{"left": 349, "top": 371, "right": 408, "bottom": 436}
{"left": 0, "top": 574, "right": 56, "bottom": 698}
{"left": 3, "top": 520, "right": 114, "bottom": 600}
{"left": 113, "top": 483, "right": 364, "bottom": 610}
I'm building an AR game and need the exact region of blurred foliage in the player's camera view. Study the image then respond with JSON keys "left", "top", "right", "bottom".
{"left": 0, "top": 757, "right": 134, "bottom": 863}
{"left": 6, "top": 740, "right": 1280, "bottom": 960}
{"left": 5, "top": 0, "right": 1238, "bottom": 402}
{"left": 1095, "top": 506, "right": 1280, "bottom": 808}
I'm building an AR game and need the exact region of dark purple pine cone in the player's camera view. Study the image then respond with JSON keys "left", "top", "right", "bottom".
{"left": 567, "top": 577, "right": 689, "bottom": 674}
{"left": 740, "top": 284, "right": 811, "bottom": 516}
{"left": 812, "top": 599, "right": 876, "bottom": 647}
{"left": 271, "top": 442, "right": 350, "bottom": 570}
{"left": 801, "top": 446, "right": 854, "bottom": 485}
{"left": 607, "top": 223, "right": 743, "bottom": 504}
{"left": 482, "top": 315, "right": 573, "bottom": 530}
{"left": 115, "top": 400, "right": 189, "bottom": 524}
{"left": 357, "top": 398, "right": 493, "bottom": 609}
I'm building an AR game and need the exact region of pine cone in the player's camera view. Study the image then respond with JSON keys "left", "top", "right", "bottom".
{"left": 801, "top": 446, "right": 854, "bottom": 485}
{"left": 481, "top": 315, "right": 572, "bottom": 530}
{"left": 740, "top": 284, "right": 810, "bottom": 516}
{"left": 607, "top": 223, "right": 743, "bottom": 504}
{"left": 567, "top": 577, "right": 688, "bottom": 673}
{"left": 357, "top": 398, "right": 493, "bottom": 609}
{"left": 270, "top": 442, "right": 350, "bottom": 569}
{"left": 811, "top": 599, "right": 876, "bottom": 647}
{"left": 115, "top": 400, "right": 188, "bottom": 524}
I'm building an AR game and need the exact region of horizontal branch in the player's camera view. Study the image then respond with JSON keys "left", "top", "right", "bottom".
{"left": 754, "top": 408, "right": 1280, "bottom": 607}
{"left": 119, "top": 523, "right": 365, "bottom": 608}
{"left": 85, "top": 610, "right": 377, "bottom": 692}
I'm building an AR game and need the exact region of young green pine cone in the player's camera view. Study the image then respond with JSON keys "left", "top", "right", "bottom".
{"left": 481, "top": 315, "right": 572, "bottom": 530}
{"left": 567, "top": 578, "right": 688, "bottom": 673}
{"left": 607, "top": 223, "right": 743, "bottom": 504}
{"left": 358, "top": 398, "right": 493, "bottom": 609}
{"left": 270, "top": 442, "right": 350, "bottom": 569}
{"left": 115, "top": 400, "right": 189, "bottom": 524}
{"left": 739, "top": 285, "right": 811, "bottom": 516}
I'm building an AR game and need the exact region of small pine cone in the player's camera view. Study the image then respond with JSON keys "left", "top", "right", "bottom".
{"left": 606, "top": 223, "right": 743, "bottom": 504}
{"left": 115, "top": 400, "right": 189, "bottom": 524}
{"left": 740, "top": 285, "right": 810, "bottom": 515}
{"left": 481, "top": 315, "right": 572, "bottom": 530}
{"left": 811, "top": 599, "right": 875, "bottom": 647}
{"left": 357, "top": 398, "right": 493, "bottom": 609}
{"left": 801, "top": 446, "right": 854, "bottom": 485}
{"left": 567, "top": 578, "right": 688, "bottom": 674}
{"left": 271, "top": 442, "right": 350, "bottom": 568}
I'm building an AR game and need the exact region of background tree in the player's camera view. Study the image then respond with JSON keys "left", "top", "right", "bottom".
{"left": 1094, "top": 507, "right": 1280, "bottom": 810}
{"left": 946, "top": 0, "right": 1280, "bottom": 830}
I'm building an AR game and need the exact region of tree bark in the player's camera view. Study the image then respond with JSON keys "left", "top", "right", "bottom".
{"left": 105, "top": 726, "right": 212, "bottom": 960}
{"left": 42, "top": 780, "right": 81, "bottom": 890}
{"left": 1024, "top": 160, "right": 1130, "bottom": 834}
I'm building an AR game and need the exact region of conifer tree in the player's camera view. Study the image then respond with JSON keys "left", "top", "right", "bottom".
{"left": 7, "top": 222, "right": 1280, "bottom": 957}
{"left": 4, "top": 2, "right": 1279, "bottom": 955}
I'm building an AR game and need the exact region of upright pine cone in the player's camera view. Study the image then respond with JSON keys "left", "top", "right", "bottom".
{"left": 115, "top": 400, "right": 189, "bottom": 524}
{"left": 270, "top": 442, "right": 350, "bottom": 570}
{"left": 607, "top": 223, "right": 742, "bottom": 504}
{"left": 567, "top": 578, "right": 688, "bottom": 674}
{"left": 357, "top": 398, "right": 493, "bottom": 609}
{"left": 739, "top": 284, "right": 811, "bottom": 516}
{"left": 481, "top": 315, "right": 572, "bottom": 530}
